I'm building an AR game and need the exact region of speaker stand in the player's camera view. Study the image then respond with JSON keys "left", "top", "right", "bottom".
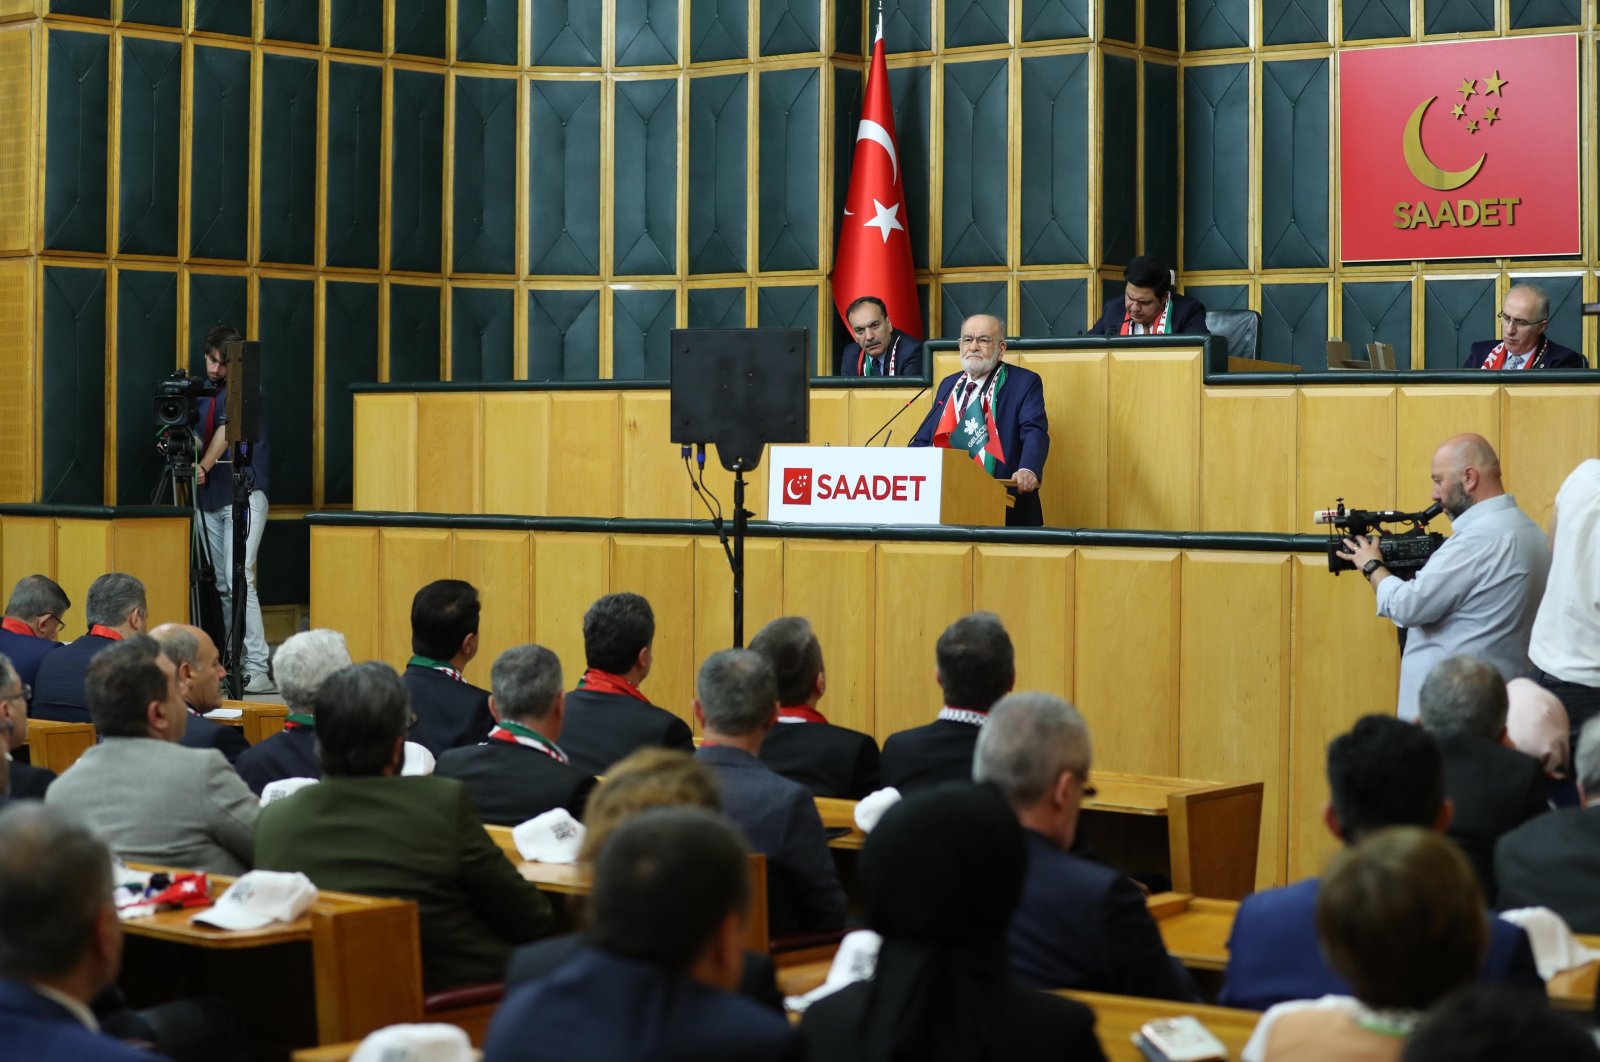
{"left": 731, "top": 463, "right": 751, "bottom": 647}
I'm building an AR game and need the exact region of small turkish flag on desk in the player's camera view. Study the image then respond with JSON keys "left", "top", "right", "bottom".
{"left": 832, "top": 14, "right": 921, "bottom": 338}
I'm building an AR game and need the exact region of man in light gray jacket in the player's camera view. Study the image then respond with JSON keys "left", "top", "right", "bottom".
{"left": 46, "top": 634, "right": 257, "bottom": 875}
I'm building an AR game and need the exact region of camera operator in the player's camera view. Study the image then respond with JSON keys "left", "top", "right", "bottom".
{"left": 194, "top": 324, "right": 274, "bottom": 695}
{"left": 1335, "top": 434, "right": 1549, "bottom": 723}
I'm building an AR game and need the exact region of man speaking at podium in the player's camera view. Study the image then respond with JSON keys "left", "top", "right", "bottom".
{"left": 911, "top": 314, "right": 1049, "bottom": 527}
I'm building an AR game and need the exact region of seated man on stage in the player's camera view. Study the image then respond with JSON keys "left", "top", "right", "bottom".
{"left": 839, "top": 296, "right": 923, "bottom": 378}
{"left": 1089, "top": 254, "right": 1209, "bottom": 336}
{"left": 910, "top": 314, "right": 1049, "bottom": 527}
{"left": 1465, "top": 284, "right": 1585, "bottom": 369}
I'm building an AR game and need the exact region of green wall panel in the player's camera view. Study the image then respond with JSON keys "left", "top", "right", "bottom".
{"left": 258, "top": 520, "right": 310, "bottom": 607}
{"left": 122, "top": 0, "right": 182, "bottom": 27}
{"left": 1264, "top": 0, "right": 1327, "bottom": 43}
{"left": 884, "top": 0, "right": 932, "bottom": 52}
{"left": 1261, "top": 282, "right": 1328, "bottom": 370}
{"left": 458, "top": 0, "right": 520, "bottom": 65}
{"left": 190, "top": 46, "right": 251, "bottom": 263}
{"left": 188, "top": 273, "right": 248, "bottom": 370}
{"left": 260, "top": 54, "right": 319, "bottom": 266}
{"left": 258, "top": 278, "right": 315, "bottom": 505}
{"left": 942, "top": 59, "right": 1007, "bottom": 268}
{"left": 831, "top": 68, "right": 862, "bottom": 223}
{"left": 44, "top": 31, "right": 108, "bottom": 254}
{"left": 331, "top": 0, "right": 384, "bottom": 53}
{"left": 612, "top": 289, "right": 675, "bottom": 380}
{"left": 887, "top": 65, "right": 931, "bottom": 269}
{"left": 1020, "top": 53, "right": 1089, "bottom": 267}
{"left": 265, "top": 0, "right": 321, "bottom": 44}
{"left": 689, "top": 74, "right": 748, "bottom": 275}
{"left": 1425, "top": 0, "right": 1494, "bottom": 34}
{"left": 1423, "top": 278, "right": 1496, "bottom": 371}
{"left": 835, "top": 0, "right": 861, "bottom": 55}
{"left": 1022, "top": 0, "right": 1089, "bottom": 42}
{"left": 1183, "top": 62, "right": 1249, "bottom": 271}
{"left": 116, "top": 269, "right": 177, "bottom": 505}
{"left": 47, "top": 0, "right": 109, "bottom": 17}
{"left": 1019, "top": 278, "right": 1087, "bottom": 337}
{"left": 1187, "top": 0, "right": 1249, "bottom": 49}
{"left": 1260, "top": 58, "right": 1328, "bottom": 269}
{"left": 1340, "top": 280, "right": 1411, "bottom": 368}
{"left": 323, "top": 282, "right": 378, "bottom": 505}
{"left": 1185, "top": 283, "right": 1249, "bottom": 313}
{"left": 118, "top": 37, "right": 181, "bottom": 257}
{"left": 1103, "top": 1, "right": 1135, "bottom": 42}
{"left": 528, "top": 80, "right": 602, "bottom": 275}
{"left": 196, "top": 0, "right": 253, "bottom": 37}
{"left": 394, "top": 0, "right": 448, "bottom": 59}
{"left": 940, "top": 280, "right": 1006, "bottom": 339}
{"left": 688, "top": 287, "right": 744, "bottom": 328}
{"left": 1539, "top": 275, "right": 1584, "bottom": 354}
{"left": 756, "top": 284, "right": 816, "bottom": 332}
{"left": 452, "top": 75, "right": 517, "bottom": 275}
{"left": 616, "top": 0, "right": 678, "bottom": 66}
{"left": 693, "top": 0, "right": 746, "bottom": 62}
{"left": 1511, "top": 0, "right": 1582, "bottom": 27}
{"left": 450, "top": 287, "right": 516, "bottom": 382}
{"left": 528, "top": 289, "right": 600, "bottom": 381}
{"left": 1143, "top": 61, "right": 1178, "bottom": 267}
{"left": 326, "top": 62, "right": 383, "bottom": 270}
{"left": 1147, "top": 0, "right": 1178, "bottom": 49}
{"left": 390, "top": 70, "right": 445, "bottom": 274}
{"left": 1100, "top": 54, "right": 1136, "bottom": 266}
{"left": 1344, "top": 0, "right": 1409, "bottom": 40}
{"left": 42, "top": 267, "right": 106, "bottom": 505}
{"left": 761, "top": 0, "right": 819, "bottom": 56}
{"left": 945, "top": 0, "right": 1006, "bottom": 48}
{"left": 529, "top": 0, "right": 603, "bottom": 65}
{"left": 388, "top": 284, "right": 442, "bottom": 382}
{"left": 759, "top": 68, "right": 818, "bottom": 272}
{"left": 613, "top": 79, "right": 678, "bottom": 276}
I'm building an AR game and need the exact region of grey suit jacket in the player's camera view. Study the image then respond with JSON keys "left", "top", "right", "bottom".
{"left": 45, "top": 737, "right": 258, "bottom": 875}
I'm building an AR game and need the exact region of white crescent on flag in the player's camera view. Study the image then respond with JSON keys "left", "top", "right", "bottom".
{"left": 854, "top": 119, "right": 899, "bottom": 186}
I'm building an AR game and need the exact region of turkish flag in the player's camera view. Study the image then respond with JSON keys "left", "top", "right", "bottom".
{"left": 831, "top": 20, "right": 921, "bottom": 339}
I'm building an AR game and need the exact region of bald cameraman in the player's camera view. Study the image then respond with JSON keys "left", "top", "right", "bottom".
{"left": 1336, "top": 434, "right": 1548, "bottom": 722}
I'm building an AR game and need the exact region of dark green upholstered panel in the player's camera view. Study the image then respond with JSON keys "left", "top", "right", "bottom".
{"left": 330, "top": 0, "right": 384, "bottom": 53}
{"left": 529, "top": 0, "right": 603, "bottom": 65}
{"left": 1424, "top": 0, "right": 1493, "bottom": 34}
{"left": 390, "top": 70, "right": 444, "bottom": 274}
{"left": 528, "top": 289, "right": 600, "bottom": 381}
{"left": 1099, "top": 55, "right": 1136, "bottom": 266}
{"left": 1103, "top": 1, "right": 1134, "bottom": 42}
{"left": 260, "top": 54, "right": 318, "bottom": 265}
{"left": 832, "top": 68, "right": 861, "bottom": 223}
{"left": 1020, "top": 54, "right": 1089, "bottom": 267}
{"left": 761, "top": 0, "right": 818, "bottom": 55}
{"left": 1147, "top": 0, "right": 1178, "bottom": 49}
{"left": 394, "top": 0, "right": 448, "bottom": 59}
{"left": 187, "top": 273, "right": 248, "bottom": 369}
{"left": 118, "top": 37, "right": 180, "bottom": 257}
{"left": 688, "top": 74, "right": 747, "bottom": 275}
{"left": 41, "top": 267, "right": 105, "bottom": 505}
{"left": 457, "top": 0, "right": 519, "bottom": 65}
{"left": 450, "top": 287, "right": 515, "bottom": 382}
{"left": 834, "top": 0, "right": 861, "bottom": 55}
{"left": 1340, "top": 280, "right": 1411, "bottom": 368}
{"left": 613, "top": 79, "right": 678, "bottom": 276}
{"left": 1187, "top": 0, "right": 1248, "bottom": 49}
{"left": 46, "top": 0, "right": 109, "bottom": 17}
{"left": 758, "top": 68, "right": 817, "bottom": 272}
{"left": 693, "top": 0, "right": 746, "bottom": 62}
{"left": 528, "top": 80, "right": 601, "bottom": 276}
{"left": 1344, "top": 0, "right": 1408, "bottom": 39}
{"left": 1264, "top": 0, "right": 1327, "bottom": 43}
{"left": 612, "top": 289, "right": 675, "bottom": 380}
{"left": 616, "top": 0, "right": 678, "bottom": 66}
{"left": 884, "top": 1, "right": 931, "bottom": 51}
{"left": 196, "top": 0, "right": 253, "bottom": 36}
{"left": 1182, "top": 63, "right": 1249, "bottom": 271}
{"left": 1019, "top": 278, "right": 1087, "bottom": 338}
{"left": 257, "top": 519, "right": 309, "bottom": 607}
{"left": 757, "top": 284, "right": 816, "bottom": 332}
{"left": 1261, "top": 282, "right": 1328, "bottom": 371}
{"left": 325, "top": 62, "right": 383, "bottom": 270}
{"left": 688, "top": 287, "right": 745, "bottom": 328}
{"left": 1143, "top": 61, "right": 1178, "bottom": 267}
{"left": 940, "top": 281, "right": 1005, "bottom": 339}
{"left": 1511, "top": 0, "right": 1581, "bottom": 27}
{"left": 1021, "top": 0, "right": 1088, "bottom": 41}
{"left": 323, "top": 281, "right": 378, "bottom": 505}
{"left": 887, "top": 65, "right": 931, "bottom": 269}
{"left": 452, "top": 76, "right": 517, "bottom": 276}
{"left": 190, "top": 46, "right": 250, "bottom": 263}
{"left": 388, "top": 284, "right": 442, "bottom": 382}
{"left": 264, "top": 0, "right": 320, "bottom": 44}
{"left": 1260, "top": 58, "right": 1328, "bottom": 270}
{"left": 1100, "top": 278, "right": 1120, "bottom": 313}
{"left": 115, "top": 270, "right": 177, "bottom": 505}
{"left": 122, "top": 0, "right": 181, "bottom": 26}
{"left": 1422, "top": 278, "right": 1495, "bottom": 371}
{"left": 1185, "top": 283, "right": 1248, "bottom": 314}
{"left": 942, "top": 60, "right": 1007, "bottom": 268}
{"left": 257, "top": 278, "right": 315, "bottom": 505}
{"left": 1539, "top": 275, "right": 1584, "bottom": 354}
{"left": 44, "top": 31, "right": 108, "bottom": 253}
{"left": 946, "top": 0, "right": 1007, "bottom": 48}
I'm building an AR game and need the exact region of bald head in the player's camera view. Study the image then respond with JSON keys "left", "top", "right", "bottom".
{"left": 957, "top": 314, "right": 1007, "bottom": 380}
{"left": 1430, "top": 433, "right": 1504, "bottom": 517}
{"left": 150, "top": 622, "right": 225, "bottom": 712}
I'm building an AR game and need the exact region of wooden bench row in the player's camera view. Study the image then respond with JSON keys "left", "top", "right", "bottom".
{"left": 26, "top": 700, "right": 289, "bottom": 774}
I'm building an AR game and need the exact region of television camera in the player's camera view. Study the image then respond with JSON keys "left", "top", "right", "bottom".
{"left": 1319, "top": 500, "right": 1446, "bottom": 576}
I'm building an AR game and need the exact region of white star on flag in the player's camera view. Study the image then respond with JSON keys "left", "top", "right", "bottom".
{"left": 863, "top": 198, "right": 905, "bottom": 243}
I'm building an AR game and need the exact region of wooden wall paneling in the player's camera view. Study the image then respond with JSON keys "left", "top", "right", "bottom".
{"left": 609, "top": 535, "right": 697, "bottom": 726}
{"left": 482, "top": 393, "right": 551, "bottom": 516}
{"left": 697, "top": 446, "right": 771, "bottom": 523}
{"left": 110, "top": 517, "right": 188, "bottom": 627}
{"left": 376, "top": 528, "right": 453, "bottom": 671}
{"left": 1178, "top": 551, "right": 1292, "bottom": 889}
{"left": 1200, "top": 388, "right": 1297, "bottom": 533}
{"left": 54, "top": 519, "right": 110, "bottom": 627}
{"left": 1394, "top": 386, "right": 1500, "bottom": 514}
{"left": 309, "top": 527, "right": 380, "bottom": 662}
{"left": 782, "top": 541, "right": 877, "bottom": 738}
{"left": 846, "top": 387, "right": 923, "bottom": 446}
{"left": 1296, "top": 387, "right": 1396, "bottom": 533}
{"left": 530, "top": 532, "right": 611, "bottom": 697}
{"left": 1073, "top": 548, "right": 1181, "bottom": 776}
{"left": 807, "top": 388, "right": 849, "bottom": 445}
{"left": 693, "top": 536, "right": 784, "bottom": 673}
{"left": 415, "top": 392, "right": 482, "bottom": 514}
{"left": 874, "top": 543, "right": 973, "bottom": 739}
{"left": 1020, "top": 351, "right": 1108, "bottom": 529}
{"left": 0, "top": 24, "right": 32, "bottom": 257}
{"left": 1, "top": 516, "right": 55, "bottom": 601}
{"left": 1107, "top": 350, "right": 1200, "bottom": 530}
{"left": 452, "top": 530, "right": 532, "bottom": 679}
{"left": 1500, "top": 387, "right": 1600, "bottom": 531}
{"left": 972, "top": 544, "right": 1074, "bottom": 701}
{"left": 620, "top": 391, "right": 689, "bottom": 519}
{"left": 546, "top": 393, "right": 619, "bottom": 517}
{"left": 0, "top": 260, "right": 33, "bottom": 504}
{"left": 352, "top": 394, "right": 418, "bottom": 512}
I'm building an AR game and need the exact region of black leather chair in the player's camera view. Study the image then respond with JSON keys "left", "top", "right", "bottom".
{"left": 1204, "top": 308, "right": 1262, "bottom": 361}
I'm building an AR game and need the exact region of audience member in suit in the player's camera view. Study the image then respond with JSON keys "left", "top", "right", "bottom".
{"left": 1416, "top": 656, "right": 1546, "bottom": 902}
{"left": 1402, "top": 984, "right": 1600, "bottom": 1062}
{"left": 693, "top": 649, "right": 847, "bottom": 937}
{"left": 235, "top": 629, "right": 352, "bottom": 794}
{"left": 45, "top": 636, "right": 257, "bottom": 875}
{"left": 436, "top": 643, "right": 596, "bottom": 826}
{"left": 974, "top": 691, "right": 1199, "bottom": 1001}
{"left": 748, "top": 616, "right": 881, "bottom": 799}
{"left": 401, "top": 579, "right": 495, "bottom": 756}
{"left": 0, "top": 655, "right": 54, "bottom": 799}
{"left": 1496, "top": 717, "right": 1600, "bottom": 932}
{"left": 255, "top": 661, "right": 552, "bottom": 991}
{"left": 1220, "top": 715, "right": 1542, "bottom": 1011}
{"left": 32, "top": 573, "right": 147, "bottom": 724}
{"left": 486, "top": 807, "right": 798, "bottom": 1062}
{"left": 1241, "top": 828, "right": 1486, "bottom": 1062}
{"left": 800, "top": 783, "right": 1106, "bottom": 1062}
{"left": 880, "top": 612, "right": 1014, "bottom": 793}
{"left": 0, "top": 574, "right": 70, "bottom": 692}
{"left": 1463, "top": 284, "right": 1586, "bottom": 369}
{"left": 838, "top": 295, "right": 924, "bottom": 379}
{"left": 1089, "top": 254, "right": 1210, "bottom": 337}
{"left": 1528, "top": 458, "right": 1600, "bottom": 746}
{"left": 151, "top": 624, "right": 250, "bottom": 766}
{"left": 559, "top": 593, "right": 694, "bottom": 775}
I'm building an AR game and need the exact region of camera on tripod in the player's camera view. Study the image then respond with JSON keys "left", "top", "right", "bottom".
{"left": 153, "top": 371, "right": 218, "bottom": 478}
{"left": 1319, "top": 500, "right": 1446, "bottom": 576}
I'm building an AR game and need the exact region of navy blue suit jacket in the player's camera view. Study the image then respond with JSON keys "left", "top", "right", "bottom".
{"left": 839, "top": 329, "right": 924, "bottom": 378}
{"left": 1465, "top": 338, "right": 1586, "bottom": 369}
{"left": 880, "top": 718, "right": 982, "bottom": 794}
{"left": 1089, "top": 292, "right": 1210, "bottom": 336}
{"left": 403, "top": 666, "right": 495, "bottom": 756}
{"left": 8, "top": 761, "right": 56, "bottom": 799}
{"left": 235, "top": 727, "right": 319, "bottom": 794}
{"left": 559, "top": 688, "right": 694, "bottom": 776}
{"left": 0, "top": 628, "right": 61, "bottom": 691}
{"left": 759, "top": 719, "right": 881, "bottom": 800}
{"left": 179, "top": 709, "right": 250, "bottom": 765}
{"left": 910, "top": 362, "right": 1050, "bottom": 526}
{"left": 1219, "top": 876, "right": 1543, "bottom": 1010}
{"left": 0, "top": 979, "right": 171, "bottom": 1062}
{"left": 32, "top": 633, "right": 120, "bottom": 723}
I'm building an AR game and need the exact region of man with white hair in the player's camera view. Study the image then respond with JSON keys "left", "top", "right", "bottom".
{"left": 1465, "top": 284, "right": 1585, "bottom": 369}
{"left": 974, "top": 691, "right": 1197, "bottom": 1000}
{"left": 234, "top": 629, "right": 353, "bottom": 794}
{"left": 1496, "top": 717, "right": 1600, "bottom": 932}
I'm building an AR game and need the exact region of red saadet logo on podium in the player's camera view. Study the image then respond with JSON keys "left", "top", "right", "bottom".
{"left": 1339, "top": 35, "right": 1578, "bottom": 262}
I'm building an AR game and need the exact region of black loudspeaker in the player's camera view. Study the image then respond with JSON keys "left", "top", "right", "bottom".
{"left": 221, "top": 340, "right": 262, "bottom": 445}
{"left": 669, "top": 328, "right": 810, "bottom": 471}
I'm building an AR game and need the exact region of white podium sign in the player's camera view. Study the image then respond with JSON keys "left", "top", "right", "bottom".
{"left": 767, "top": 446, "right": 947, "bottom": 524}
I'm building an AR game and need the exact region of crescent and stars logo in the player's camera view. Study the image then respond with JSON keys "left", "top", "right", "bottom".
{"left": 783, "top": 468, "right": 812, "bottom": 505}
{"left": 1394, "top": 69, "right": 1520, "bottom": 230}
{"left": 844, "top": 119, "right": 907, "bottom": 244}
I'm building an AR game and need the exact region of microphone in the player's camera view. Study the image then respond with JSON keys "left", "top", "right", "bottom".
{"left": 881, "top": 430, "right": 892, "bottom": 448}
{"left": 1312, "top": 502, "right": 1444, "bottom": 525}
{"left": 863, "top": 384, "right": 930, "bottom": 447}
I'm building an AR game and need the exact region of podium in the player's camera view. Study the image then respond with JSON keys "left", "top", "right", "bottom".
{"left": 767, "top": 446, "right": 1011, "bottom": 527}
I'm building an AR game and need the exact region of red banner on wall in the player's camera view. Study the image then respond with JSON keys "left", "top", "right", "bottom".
{"left": 1338, "top": 35, "right": 1578, "bottom": 262}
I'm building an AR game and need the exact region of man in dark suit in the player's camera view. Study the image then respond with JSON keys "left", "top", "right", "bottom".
{"left": 976, "top": 692, "right": 1199, "bottom": 1001}
{"left": 911, "top": 313, "right": 1050, "bottom": 526}
{"left": 0, "top": 575, "right": 70, "bottom": 693}
{"left": 1220, "top": 715, "right": 1543, "bottom": 1011}
{"left": 436, "top": 643, "right": 596, "bottom": 826}
{"left": 483, "top": 806, "right": 796, "bottom": 1062}
{"left": 880, "top": 612, "right": 1014, "bottom": 793}
{"left": 255, "top": 661, "right": 553, "bottom": 991}
{"left": 1465, "top": 284, "right": 1586, "bottom": 369}
{"left": 235, "top": 629, "right": 352, "bottom": 794}
{"left": 1496, "top": 717, "right": 1600, "bottom": 931}
{"left": 693, "top": 649, "right": 846, "bottom": 937}
{"left": 748, "top": 616, "right": 880, "bottom": 799}
{"left": 151, "top": 624, "right": 249, "bottom": 766}
{"left": 1089, "top": 254, "right": 1209, "bottom": 337}
{"left": 402, "top": 579, "right": 495, "bottom": 756}
{"left": 559, "top": 592, "right": 694, "bottom": 775}
{"left": 838, "top": 295, "right": 924, "bottom": 378}
{"left": 32, "top": 573, "right": 146, "bottom": 724}
{"left": 1418, "top": 655, "right": 1547, "bottom": 902}
{"left": 0, "top": 655, "right": 54, "bottom": 799}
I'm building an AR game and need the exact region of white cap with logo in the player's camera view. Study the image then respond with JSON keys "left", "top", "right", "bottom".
{"left": 192, "top": 870, "right": 318, "bottom": 931}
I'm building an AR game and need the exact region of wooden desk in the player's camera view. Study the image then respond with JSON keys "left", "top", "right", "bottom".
{"left": 23, "top": 717, "right": 96, "bottom": 774}
{"left": 1061, "top": 989, "right": 1260, "bottom": 1061}
{"left": 209, "top": 699, "right": 290, "bottom": 743}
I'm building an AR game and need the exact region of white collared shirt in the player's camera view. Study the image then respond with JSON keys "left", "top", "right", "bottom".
{"left": 32, "top": 983, "right": 100, "bottom": 1032}
{"left": 1530, "top": 460, "right": 1600, "bottom": 686}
